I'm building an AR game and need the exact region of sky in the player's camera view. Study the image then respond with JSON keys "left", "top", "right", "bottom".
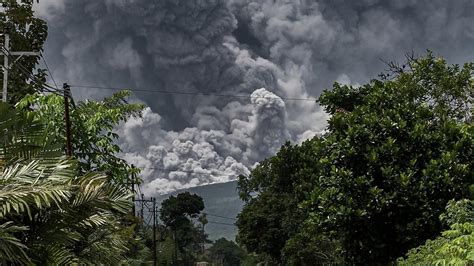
{"left": 33, "top": 0, "right": 474, "bottom": 195}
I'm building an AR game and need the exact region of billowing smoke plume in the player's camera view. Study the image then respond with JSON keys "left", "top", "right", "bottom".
{"left": 35, "top": 0, "right": 474, "bottom": 194}
{"left": 117, "top": 88, "right": 289, "bottom": 194}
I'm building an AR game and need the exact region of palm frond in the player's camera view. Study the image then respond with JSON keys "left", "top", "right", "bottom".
{"left": 77, "top": 223, "right": 130, "bottom": 265}
{"left": 1, "top": 101, "right": 134, "bottom": 264}
{"left": 0, "top": 159, "right": 72, "bottom": 219}
{"left": 0, "top": 103, "right": 58, "bottom": 169}
{"left": 41, "top": 244, "right": 78, "bottom": 265}
{"left": 0, "top": 222, "right": 31, "bottom": 265}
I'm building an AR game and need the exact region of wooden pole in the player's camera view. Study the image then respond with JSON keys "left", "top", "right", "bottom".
{"left": 63, "top": 83, "right": 73, "bottom": 157}
{"left": 131, "top": 168, "right": 136, "bottom": 216}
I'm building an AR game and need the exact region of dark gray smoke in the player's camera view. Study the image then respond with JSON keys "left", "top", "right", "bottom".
{"left": 35, "top": 0, "right": 474, "bottom": 194}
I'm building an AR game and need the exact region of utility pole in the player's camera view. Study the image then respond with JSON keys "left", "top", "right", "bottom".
{"left": 1, "top": 33, "right": 40, "bottom": 102}
{"left": 134, "top": 196, "right": 157, "bottom": 266}
{"left": 2, "top": 34, "right": 9, "bottom": 103}
{"left": 130, "top": 165, "right": 136, "bottom": 217}
{"left": 199, "top": 213, "right": 208, "bottom": 255}
{"left": 131, "top": 178, "right": 135, "bottom": 216}
{"left": 174, "top": 229, "right": 178, "bottom": 266}
{"left": 140, "top": 193, "right": 145, "bottom": 221}
{"left": 63, "top": 83, "right": 73, "bottom": 157}
{"left": 152, "top": 197, "right": 157, "bottom": 266}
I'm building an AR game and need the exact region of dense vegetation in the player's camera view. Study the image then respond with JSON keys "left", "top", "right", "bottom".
{"left": 0, "top": 100, "right": 136, "bottom": 264}
{"left": 398, "top": 199, "right": 474, "bottom": 265}
{"left": 160, "top": 192, "right": 206, "bottom": 265}
{"left": 237, "top": 54, "right": 474, "bottom": 264}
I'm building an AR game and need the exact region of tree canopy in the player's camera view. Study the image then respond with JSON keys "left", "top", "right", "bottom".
{"left": 160, "top": 192, "right": 206, "bottom": 264}
{"left": 17, "top": 91, "right": 144, "bottom": 184}
{"left": 160, "top": 192, "right": 205, "bottom": 228}
{"left": 236, "top": 141, "right": 328, "bottom": 264}
{"left": 237, "top": 53, "right": 474, "bottom": 264}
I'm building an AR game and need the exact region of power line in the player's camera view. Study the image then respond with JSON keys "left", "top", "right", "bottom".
{"left": 135, "top": 203, "right": 237, "bottom": 225}
{"left": 11, "top": 52, "right": 243, "bottom": 231}
{"left": 204, "top": 213, "right": 237, "bottom": 221}
{"left": 40, "top": 53, "right": 59, "bottom": 91}
{"left": 15, "top": 60, "right": 63, "bottom": 97}
{"left": 67, "top": 84, "right": 317, "bottom": 102}
{"left": 2, "top": 50, "right": 75, "bottom": 105}
{"left": 136, "top": 199, "right": 238, "bottom": 221}
{"left": 3, "top": 46, "right": 242, "bottom": 236}
{"left": 1, "top": 48, "right": 63, "bottom": 97}
{"left": 206, "top": 221, "right": 236, "bottom": 227}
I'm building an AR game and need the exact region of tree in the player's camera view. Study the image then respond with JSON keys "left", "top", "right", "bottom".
{"left": 237, "top": 53, "right": 474, "bottom": 264}
{"left": 160, "top": 192, "right": 205, "bottom": 229}
{"left": 208, "top": 238, "right": 246, "bottom": 266}
{"left": 1, "top": 0, "right": 48, "bottom": 104}
{"left": 17, "top": 91, "right": 144, "bottom": 184}
{"left": 237, "top": 141, "right": 338, "bottom": 264}
{"left": 0, "top": 102, "right": 132, "bottom": 264}
{"left": 160, "top": 192, "right": 205, "bottom": 264}
{"left": 305, "top": 53, "right": 474, "bottom": 263}
{"left": 307, "top": 53, "right": 473, "bottom": 263}
{"left": 398, "top": 199, "right": 474, "bottom": 265}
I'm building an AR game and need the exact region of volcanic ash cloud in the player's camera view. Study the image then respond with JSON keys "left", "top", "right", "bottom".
{"left": 38, "top": 0, "right": 474, "bottom": 194}
{"left": 118, "top": 88, "right": 292, "bottom": 195}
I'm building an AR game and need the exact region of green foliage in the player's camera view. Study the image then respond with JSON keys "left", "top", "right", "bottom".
{"left": 308, "top": 53, "right": 473, "bottom": 263}
{"left": 282, "top": 222, "right": 343, "bottom": 265}
{"left": 123, "top": 225, "right": 153, "bottom": 265}
{"left": 1, "top": 0, "right": 48, "bottom": 104}
{"left": 398, "top": 199, "right": 474, "bottom": 265}
{"left": 0, "top": 102, "right": 133, "bottom": 264}
{"left": 160, "top": 192, "right": 206, "bottom": 264}
{"left": 208, "top": 238, "right": 246, "bottom": 266}
{"left": 240, "top": 254, "right": 261, "bottom": 266}
{"left": 160, "top": 192, "right": 205, "bottom": 228}
{"left": 1, "top": 40, "right": 145, "bottom": 263}
{"left": 440, "top": 199, "right": 474, "bottom": 226}
{"left": 0, "top": 102, "right": 56, "bottom": 170}
{"left": 0, "top": 83, "right": 146, "bottom": 264}
{"left": 237, "top": 53, "right": 474, "bottom": 264}
{"left": 0, "top": 222, "right": 29, "bottom": 264}
{"left": 17, "top": 91, "right": 144, "bottom": 184}
{"left": 237, "top": 141, "right": 341, "bottom": 264}
{"left": 156, "top": 232, "right": 176, "bottom": 265}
